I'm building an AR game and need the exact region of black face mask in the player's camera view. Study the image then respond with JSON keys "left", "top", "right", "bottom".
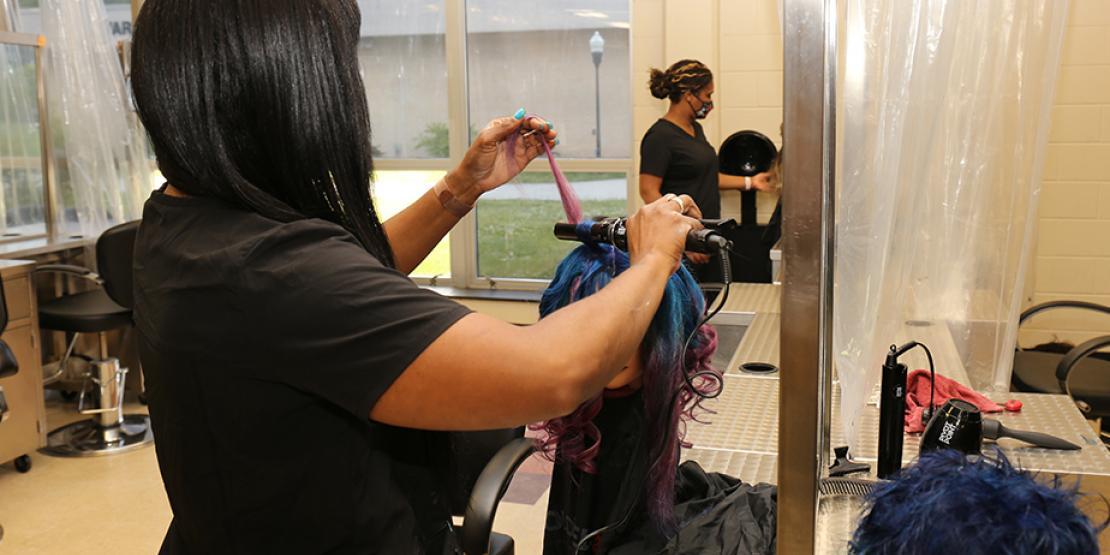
{"left": 687, "top": 94, "right": 713, "bottom": 119}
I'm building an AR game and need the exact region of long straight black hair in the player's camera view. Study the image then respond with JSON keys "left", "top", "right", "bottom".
{"left": 131, "top": 0, "right": 394, "bottom": 266}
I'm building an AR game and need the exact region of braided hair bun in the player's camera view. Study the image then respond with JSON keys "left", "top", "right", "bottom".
{"left": 647, "top": 60, "right": 713, "bottom": 102}
{"left": 649, "top": 67, "right": 673, "bottom": 99}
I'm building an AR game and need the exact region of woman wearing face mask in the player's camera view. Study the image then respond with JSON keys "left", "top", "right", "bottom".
{"left": 640, "top": 60, "right": 775, "bottom": 283}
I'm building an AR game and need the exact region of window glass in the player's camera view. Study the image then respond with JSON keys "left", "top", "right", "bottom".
{"left": 476, "top": 172, "right": 627, "bottom": 279}
{"left": 372, "top": 170, "right": 450, "bottom": 278}
{"left": 465, "top": 0, "right": 631, "bottom": 159}
{"left": 16, "top": 0, "right": 135, "bottom": 40}
{"left": 0, "top": 43, "right": 47, "bottom": 237}
{"left": 357, "top": 1, "right": 449, "bottom": 159}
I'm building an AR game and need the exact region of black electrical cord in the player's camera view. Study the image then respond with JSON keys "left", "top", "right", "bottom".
{"left": 891, "top": 341, "right": 937, "bottom": 423}
{"left": 679, "top": 245, "right": 731, "bottom": 400}
{"left": 918, "top": 343, "right": 936, "bottom": 423}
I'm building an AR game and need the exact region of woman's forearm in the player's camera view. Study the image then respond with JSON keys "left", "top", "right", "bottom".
{"left": 527, "top": 252, "right": 672, "bottom": 400}
{"left": 639, "top": 174, "right": 664, "bottom": 204}
{"left": 720, "top": 172, "right": 775, "bottom": 192}
{"left": 719, "top": 173, "right": 744, "bottom": 189}
{"left": 370, "top": 252, "right": 676, "bottom": 430}
{"left": 383, "top": 183, "right": 464, "bottom": 275}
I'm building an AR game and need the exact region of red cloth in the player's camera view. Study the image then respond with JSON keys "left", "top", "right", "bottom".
{"left": 904, "top": 369, "right": 1003, "bottom": 433}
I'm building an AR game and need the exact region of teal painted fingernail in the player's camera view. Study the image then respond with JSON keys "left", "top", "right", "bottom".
{"left": 513, "top": 108, "right": 526, "bottom": 120}
{"left": 546, "top": 121, "right": 553, "bottom": 131}
{"left": 554, "top": 138, "right": 560, "bottom": 146}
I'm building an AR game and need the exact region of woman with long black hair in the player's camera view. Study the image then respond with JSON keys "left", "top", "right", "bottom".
{"left": 130, "top": 1, "right": 700, "bottom": 553}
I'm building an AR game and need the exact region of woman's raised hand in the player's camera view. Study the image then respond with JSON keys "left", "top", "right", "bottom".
{"left": 444, "top": 110, "right": 557, "bottom": 205}
{"left": 626, "top": 194, "right": 702, "bottom": 273}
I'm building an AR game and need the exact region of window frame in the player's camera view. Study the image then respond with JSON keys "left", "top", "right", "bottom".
{"left": 376, "top": 0, "right": 635, "bottom": 291}
{"left": 0, "top": 31, "right": 57, "bottom": 244}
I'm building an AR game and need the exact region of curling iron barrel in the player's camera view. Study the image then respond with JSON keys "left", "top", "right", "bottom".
{"left": 553, "top": 218, "right": 732, "bottom": 254}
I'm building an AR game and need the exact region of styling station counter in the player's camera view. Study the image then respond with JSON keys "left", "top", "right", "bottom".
{"left": 0, "top": 260, "right": 47, "bottom": 470}
{"left": 682, "top": 282, "right": 1110, "bottom": 552}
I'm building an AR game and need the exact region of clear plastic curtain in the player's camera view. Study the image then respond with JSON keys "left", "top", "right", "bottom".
{"left": 40, "top": 0, "right": 150, "bottom": 237}
{"left": 834, "top": 0, "right": 1068, "bottom": 450}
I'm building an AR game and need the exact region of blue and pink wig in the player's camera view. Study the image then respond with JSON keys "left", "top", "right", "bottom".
{"left": 531, "top": 243, "right": 721, "bottom": 533}
{"left": 851, "top": 449, "right": 1106, "bottom": 555}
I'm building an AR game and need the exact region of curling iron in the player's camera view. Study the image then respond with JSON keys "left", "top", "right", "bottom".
{"left": 553, "top": 218, "right": 732, "bottom": 254}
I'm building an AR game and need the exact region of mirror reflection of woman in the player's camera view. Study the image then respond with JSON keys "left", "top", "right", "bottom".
{"left": 639, "top": 60, "right": 776, "bottom": 282}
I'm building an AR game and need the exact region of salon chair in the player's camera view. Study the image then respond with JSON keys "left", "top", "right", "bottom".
{"left": 445, "top": 428, "right": 536, "bottom": 555}
{"left": 36, "top": 220, "right": 153, "bottom": 456}
{"left": 1012, "top": 300, "right": 1110, "bottom": 444}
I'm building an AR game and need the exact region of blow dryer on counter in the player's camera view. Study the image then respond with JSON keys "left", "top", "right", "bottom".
{"left": 877, "top": 341, "right": 1081, "bottom": 479}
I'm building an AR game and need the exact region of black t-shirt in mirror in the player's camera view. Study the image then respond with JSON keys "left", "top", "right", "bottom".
{"left": 134, "top": 190, "right": 471, "bottom": 554}
{"left": 639, "top": 119, "right": 721, "bottom": 219}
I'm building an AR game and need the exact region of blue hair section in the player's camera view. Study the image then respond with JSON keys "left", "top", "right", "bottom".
{"left": 850, "top": 449, "right": 1106, "bottom": 555}
{"left": 539, "top": 243, "right": 628, "bottom": 319}
{"left": 536, "top": 243, "right": 719, "bottom": 534}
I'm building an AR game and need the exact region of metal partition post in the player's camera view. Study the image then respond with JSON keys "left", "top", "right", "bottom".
{"left": 778, "top": 0, "right": 837, "bottom": 552}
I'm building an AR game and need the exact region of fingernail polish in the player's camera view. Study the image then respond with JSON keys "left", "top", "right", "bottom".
{"left": 554, "top": 138, "right": 560, "bottom": 146}
{"left": 546, "top": 121, "right": 553, "bottom": 131}
{"left": 513, "top": 108, "right": 526, "bottom": 120}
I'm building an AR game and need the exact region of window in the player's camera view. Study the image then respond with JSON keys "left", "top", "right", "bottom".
{"left": 464, "top": 0, "right": 632, "bottom": 159}
{"left": 0, "top": 43, "right": 47, "bottom": 237}
{"left": 9, "top": 0, "right": 634, "bottom": 283}
{"left": 464, "top": 0, "right": 633, "bottom": 285}
{"left": 372, "top": 170, "right": 451, "bottom": 278}
{"left": 355, "top": 0, "right": 633, "bottom": 288}
{"left": 357, "top": 1, "right": 449, "bottom": 159}
{"left": 16, "top": 0, "right": 135, "bottom": 41}
{"left": 476, "top": 172, "right": 628, "bottom": 280}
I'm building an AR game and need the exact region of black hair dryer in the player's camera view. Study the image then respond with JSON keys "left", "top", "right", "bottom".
{"left": 920, "top": 399, "right": 983, "bottom": 455}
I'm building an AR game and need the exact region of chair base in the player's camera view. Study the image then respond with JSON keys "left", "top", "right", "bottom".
{"left": 41, "top": 414, "right": 153, "bottom": 458}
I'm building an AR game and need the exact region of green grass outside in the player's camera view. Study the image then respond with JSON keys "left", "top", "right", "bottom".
{"left": 513, "top": 171, "right": 625, "bottom": 184}
{"left": 476, "top": 198, "right": 627, "bottom": 279}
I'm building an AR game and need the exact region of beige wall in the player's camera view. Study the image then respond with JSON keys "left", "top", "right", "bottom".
{"left": 456, "top": 298, "right": 538, "bottom": 324}
{"left": 1024, "top": 0, "right": 1110, "bottom": 347}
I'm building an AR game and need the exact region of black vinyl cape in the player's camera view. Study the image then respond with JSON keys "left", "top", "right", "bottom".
{"left": 543, "top": 389, "right": 777, "bottom": 554}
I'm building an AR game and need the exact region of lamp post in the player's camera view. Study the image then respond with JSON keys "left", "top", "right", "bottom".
{"left": 590, "top": 31, "right": 604, "bottom": 158}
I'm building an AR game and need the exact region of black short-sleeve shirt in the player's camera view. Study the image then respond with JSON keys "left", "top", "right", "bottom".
{"left": 134, "top": 190, "right": 471, "bottom": 554}
{"left": 639, "top": 119, "right": 721, "bottom": 219}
